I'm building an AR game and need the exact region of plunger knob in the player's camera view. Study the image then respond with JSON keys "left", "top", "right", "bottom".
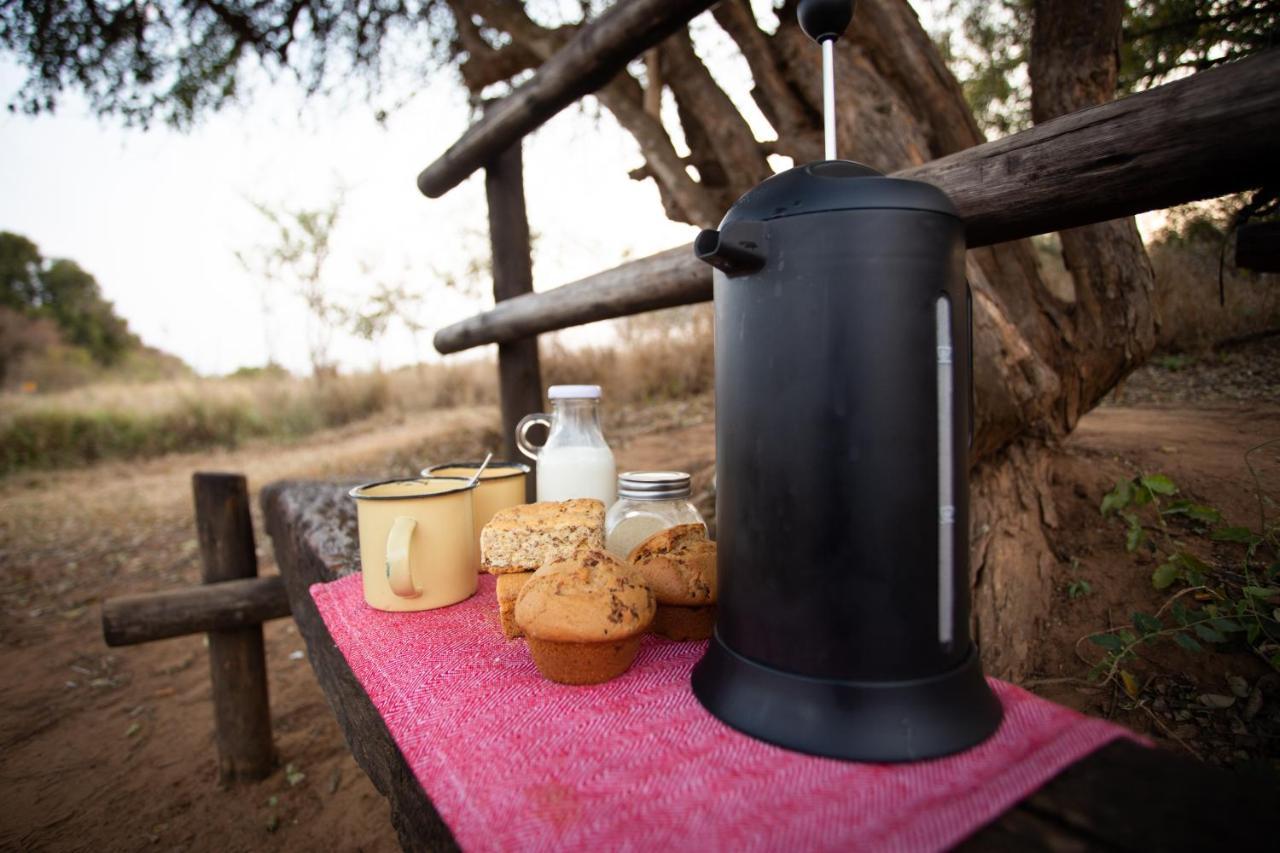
{"left": 797, "top": 0, "right": 856, "bottom": 43}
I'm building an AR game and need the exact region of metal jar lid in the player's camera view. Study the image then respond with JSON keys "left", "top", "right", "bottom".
{"left": 618, "top": 471, "right": 692, "bottom": 500}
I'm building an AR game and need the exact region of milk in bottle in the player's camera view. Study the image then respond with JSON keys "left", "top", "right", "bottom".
{"left": 516, "top": 385, "right": 617, "bottom": 505}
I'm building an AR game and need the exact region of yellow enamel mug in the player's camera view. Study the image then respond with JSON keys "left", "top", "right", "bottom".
{"left": 422, "top": 461, "right": 530, "bottom": 571}
{"left": 349, "top": 478, "right": 478, "bottom": 612}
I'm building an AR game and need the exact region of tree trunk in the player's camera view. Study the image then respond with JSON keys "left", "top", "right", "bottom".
{"left": 451, "top": 0, "right": 1159, "bottom": 678}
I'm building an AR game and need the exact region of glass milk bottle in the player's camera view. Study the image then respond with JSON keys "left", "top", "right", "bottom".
{"left": 516, "top": 385, "right": 617, "bottom": 505}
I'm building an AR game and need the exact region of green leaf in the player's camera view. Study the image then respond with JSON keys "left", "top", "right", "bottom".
{"left": 1133, "top": 611, "right": 1163, "bottom": 633}
{"left": 1152, "top": 562, "right": 1180, "bottom": 590}
{"left": 1140, "top": 474, "right": 1177, "bottom": 495}
{"left": 1089, "top": 633, "right": 1125, "bottom": 651}
{"left": 1172, "top": 601, "right": 1192, "bottom": 625}
{"left": 1175, "top": 633, "right": 1203, "bottom": 652}
{"left": 1125, "top": 517, "right": 1146, "bottom": 553}
{"left": 1247, "top": 623, "right": 1262, "bottom": 645}
{"left": 1132, "top": 485, "right": 1153, "bottom": 506}
{"left": 1210, "top": 617, "right": 1242, "bottom": 633}
{"left": 1211, "top": 526, "right": 1260, "bottom": 545}
{"left": 1244, "top": 586, "right": 1280, "bottom": 599}
{"left": 1162, "top": 499, "right": 1218, "bottom": 525}
{"left": 1194, "top": 623, "right": 1226, "bottom": 643}
{"left": 1100, "top": 480, "right": 1132, "bottom": 516}
{"left": 1173, "top": 552, "right": 1210, "bottom": 574}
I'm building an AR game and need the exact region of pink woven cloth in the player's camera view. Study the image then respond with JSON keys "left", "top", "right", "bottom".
{"left": 312, "top": 573, "right": 1137, "bottom": 852}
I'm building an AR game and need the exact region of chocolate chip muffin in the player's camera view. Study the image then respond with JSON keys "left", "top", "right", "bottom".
{"left": 514, "top": 549, "right": 655, "bottom": 684}
{"left": 628, "top": 524, "right": 717, "bottom": 641}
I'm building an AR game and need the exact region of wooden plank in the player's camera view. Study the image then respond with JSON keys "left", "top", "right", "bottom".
{"left": 263, "top": 479, "right": 1280, "bottom": 851}
{"left": 434, "top": 50, "right": 1280, "bottom": 354}
{"left": 485, "top": 131, "right": 542, "bottom": 498}
{"left": 417, "top": 0, "right": 717, "bottom": 198}
{"left": 102, "top": 575, "right": 290, "bottom": 646}
{"left": 261, "top": 480, "right": 458, "bottom": 851}
{"left": 898, "top": 50, "right": 1280, "bottom": 248}
{"left": 435, "top": 245, "right": 704, "bottom": 353}
{"left": 194, "top": 472, "right": 276, "bottom": 783}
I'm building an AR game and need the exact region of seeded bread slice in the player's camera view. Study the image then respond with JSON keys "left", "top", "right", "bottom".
{"left": 480, "top": 498, "right": 605, "bottom": 574}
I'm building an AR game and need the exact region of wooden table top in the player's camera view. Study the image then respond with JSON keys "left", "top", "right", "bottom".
{"left": 262, "top": 480, "right": 1277, "bottom": 852}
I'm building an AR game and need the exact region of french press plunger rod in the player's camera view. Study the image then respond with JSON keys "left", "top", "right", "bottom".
{"left": 798, "top": 0, "right": 856, "bottom": 159}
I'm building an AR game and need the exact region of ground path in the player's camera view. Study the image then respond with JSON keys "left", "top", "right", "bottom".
{"left": 1, "top": 358, "right": 1277, "bottom": 849}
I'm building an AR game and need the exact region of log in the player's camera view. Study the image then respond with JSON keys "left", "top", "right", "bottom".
{"left": 434, "top": 50, "right": 1280, "bottom": 354}
{"left": 485, "top": 128, "right": 542, "bottom": 499}
{"left": 417, "top": 0, "right": 718, "bottom": 198}
{"left": 101, "top": 575, "right": 291, "bottom": 647}
{"left": 194, "top": 472, "right": 276, "bottom": 783}
{"left": 435, "top": 245, "right": 705, "bottom": 353}
{"left": 263, "top": 479, "right": 1280, "bottom": 850}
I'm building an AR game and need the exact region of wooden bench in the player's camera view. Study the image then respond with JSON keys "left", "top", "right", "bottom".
{"left": 262, "top": 479, "right": 1279, "bottom": 851}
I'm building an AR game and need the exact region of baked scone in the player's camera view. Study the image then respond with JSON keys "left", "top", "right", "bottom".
{"left": 496, "top": 571, "right": 534, "bottom": 638}
{"left": 480, "top": 499, "right": 605, "bottom": 574}
{"left": 515, "top": 549, "right": 655, "bottom": 684}
{"left": 628, "top": 524, "right": 717, "bottom": 641}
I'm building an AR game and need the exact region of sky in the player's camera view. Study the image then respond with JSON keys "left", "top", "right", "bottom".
{"left": 0, "top": 40, "right": 704, "bottom": 377}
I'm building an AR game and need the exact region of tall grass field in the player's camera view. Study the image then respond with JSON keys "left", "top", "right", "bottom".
{"left": 0, "top": 312, "right": 715, "bottom": 476}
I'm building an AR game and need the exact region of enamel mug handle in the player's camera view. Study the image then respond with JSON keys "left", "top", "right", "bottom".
{"left": 385, "top": 516, "right": 421, "bottom": 598}
{"left": 515, "top": 413, "right": 551, "bottom": 461}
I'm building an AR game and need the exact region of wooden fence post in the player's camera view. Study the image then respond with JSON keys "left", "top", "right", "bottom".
{"left": 193, "top": 472, "right": 276, "bottom": 783}
{"left": 485, "top": 126, "right": 543, "bottom": 501}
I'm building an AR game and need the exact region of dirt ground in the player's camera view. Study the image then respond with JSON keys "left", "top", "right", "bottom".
{"left": 1, "top": 340, "right": 1277, "bottom": 851}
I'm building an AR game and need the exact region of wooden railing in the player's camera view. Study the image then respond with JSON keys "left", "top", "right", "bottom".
{"left": 433, "top": 49, "right": 1280, "bottom": 356}
{"left": 412, "top": 0, "right": 1277, "bottom": 451}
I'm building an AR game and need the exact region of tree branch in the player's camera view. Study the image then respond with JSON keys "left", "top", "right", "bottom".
{"left": 712, "top": 0, "right": 823, "bottom": 164}
{"left": 659, "top": 26, "right": 772, "bottom": 204}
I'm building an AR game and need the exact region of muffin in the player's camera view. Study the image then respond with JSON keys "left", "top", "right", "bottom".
{"left": 496, "top": 571, "right": 534, "bottom": 638}
{"left": 515, "top": 549, "right": 656, "bottom": 684}
{"left": 480, "top": 499, "right": 605, "bottom": 574}
{"left": 628, "top": 524, "right": 717, "bottom": 641}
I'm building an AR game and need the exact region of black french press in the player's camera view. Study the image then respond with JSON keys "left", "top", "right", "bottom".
{"left": 690, "top": 0, "right": 1002, "bottom": 762}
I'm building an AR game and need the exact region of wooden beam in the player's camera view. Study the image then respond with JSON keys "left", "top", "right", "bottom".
{"left": 897, "top": 50, "right": 1280, "bottom": 247}
{"left": 434, "top": 49, "right": 1280, "bottom": 354}
{"left": 417, "top": 0, "right": 717, "bottom": 198}
{"left": 485, "top": 129, "right": 542, "bottom": 497}
{"left": 194, "top": 472, "right": 277, "bottom": 783}
{"left": 101, "top": 575, "right": 290, "bottom": 647}
{"left": 436, "top": 245, "right": 703, "bottom": 353}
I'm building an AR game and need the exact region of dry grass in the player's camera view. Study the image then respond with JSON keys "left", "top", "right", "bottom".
{"left": 1150, "top": 240, "right": 1280, "bottom": 351}
{"left": 0, "top": 313, "right": 714, "bottom": 476}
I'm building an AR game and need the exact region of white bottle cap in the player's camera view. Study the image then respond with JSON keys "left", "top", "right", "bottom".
{"left": 548, "top": 384, "right": 602, "bottom": 400}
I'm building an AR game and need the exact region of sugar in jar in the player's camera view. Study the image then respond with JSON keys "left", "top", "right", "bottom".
{"left": 605, "top": 471, "right": 706, "bottom": 559}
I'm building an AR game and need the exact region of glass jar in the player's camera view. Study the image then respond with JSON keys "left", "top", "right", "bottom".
{"left": 605, "top": 471, "right": 706, "bottom": 559}
{"left": 516, "top": 385, "right": 617, "bottom": 505}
